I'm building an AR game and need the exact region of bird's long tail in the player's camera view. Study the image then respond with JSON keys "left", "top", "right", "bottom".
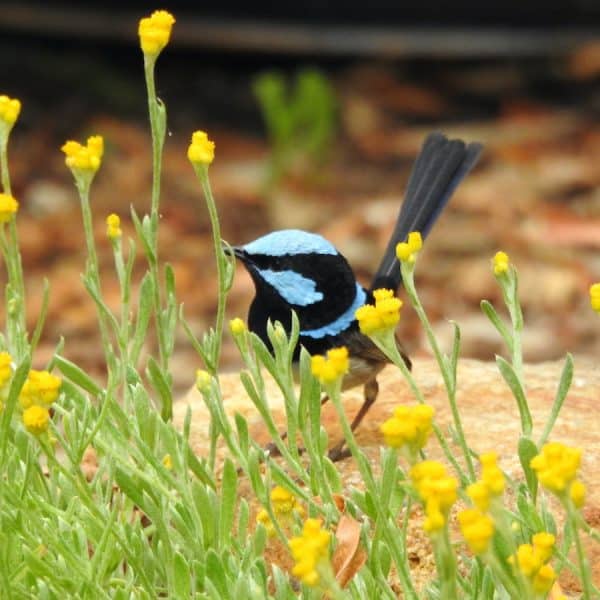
{"left": 370, "top": 132, "right": 483, "bottom": 292}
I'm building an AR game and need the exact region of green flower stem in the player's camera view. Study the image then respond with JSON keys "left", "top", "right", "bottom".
{"left": 327, "top": 382, "right": 418, "bottom": 600}
{"left": 192, "top": 164, "right": 230, "bottom": 371}
{"left": 0, "top": 135, "right": 27, "bottom": 360}
{"left": 143, "top": 55, "right": 163, "bottom": 224}
{"left": 401, "top": 261, "right": 476, "bottom": 481}
{"left": 567, "top": 501, "right": 593, "bottom": 600}
{"left": 370, "top": 329, "right": 468, "bottom": 484}
{"left": 432, "top": 528, "right": 458, "bottom": 600}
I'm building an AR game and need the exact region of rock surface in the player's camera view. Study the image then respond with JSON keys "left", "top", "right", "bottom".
{"left": 175, "top": 358, "right": 600, "bottom": 594}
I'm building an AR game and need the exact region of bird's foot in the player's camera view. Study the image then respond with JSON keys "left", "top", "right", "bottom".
{"left": 327, "top": 442, "right": 352, "bottom": 462}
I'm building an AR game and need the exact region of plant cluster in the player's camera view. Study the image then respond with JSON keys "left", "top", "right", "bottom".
{"left": 0, "top": 9, "right": 598, "bottom": 599}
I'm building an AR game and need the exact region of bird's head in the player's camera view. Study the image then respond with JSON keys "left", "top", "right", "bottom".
{"left": 232, "top": 229, "right": 366, "bottom": 344}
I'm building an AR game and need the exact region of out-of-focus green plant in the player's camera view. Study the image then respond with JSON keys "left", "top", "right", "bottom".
{"left": 253, "top": 69, "right": 337, "bottom": 188}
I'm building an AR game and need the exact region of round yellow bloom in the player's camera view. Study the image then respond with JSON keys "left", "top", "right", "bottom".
{"left": 23, "top": 405, "right": 50, "bottom": 435}
{"left": 533, "top": 563, "right": 556, "bottom": 594}
{"left": 229, "top": 317, "right": 246, "bottom": 336}
{"left": 396, "top": 231, "right": 423, "bottom": 263}
{"left": 106, "top": 213, "right": 122, "bottom": 240}
{"left": 310, "top": 346, "right": 348, "bottom": 385}
{"left": 138, "top": 10, "right": 176, "bottom": 56}
{"left": 289, "top": 518, "right": 331, "bottom": 587}
{"left": 162, "top": 454, "right": 173, "bottom": 470}
{"left": 589, "top": 283, "right": 600, "bottom": 313}
{"left": 195, "top": 369, "right": 212, "bottom": 394}
{"left": 458, "top": 508, "right": 495, "bottom": 554}
{"left": 410, "top": 461, "right": 458, "bottom": 533}
{"left": 530, "top": 442, "right": 582, "bottom": 495}
{"left": 493, "top": 251, "right": 510, "bottom": 275}
{"left": 187, "top": 131, "right": 215, "bottom": 166}
{"left": 480, "top": 451, "right": 505, "bottom": 496}
{"left": 467, "top": 481, "right": 491, "bottom": 512}
{"left": 271, "top": 485, "right": 303, "bottom": 517}
{"left": 61, "top": 135, "right": 104, "bottom": 173}
{"left": 0, "top": 193, "right": 18, "bottom": 223}
{"left": 19, "top": 370, "right": 62, "bottom": 408}
{"left": 569, "top": 479, "right": 586, "bottom": 508}
{"left": 256, "top": 508, "right": 276, "bottom": 537}
{"left": 531, "top": 532, "right": 555, "bottom": 562}
{"left": 355, "top": 288, "right": 402, "bottom": 336}
{"left": 0, "top": 351, "right": 12, "bottom": 387}
{"left": 0, "top": 95, "right": 21, "bottom": 125}
{"left": 380, "top": 404, "right": 434, "bottom": 453}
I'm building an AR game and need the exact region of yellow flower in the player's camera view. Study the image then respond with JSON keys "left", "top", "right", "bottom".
{"left": 0, "top": 351, "right": 12, "bottom": 387}
{"left": 467, "top": 481, "right": 491, "bottom": 512}
{"left": 289, "top": 518, "right": 331, "bottom": 587}
{"left": 23, "top": 405, "right": 50, "bottom": 435}
{"left": 138, "top": 10, "right": 176, "bottom": 56}
{"left": 533, "top": 563, "right": 557, "bottom": 594}
{"left": 355, "top": 288, "right": 402, "bottom": 336}
{"left": 106, "top": 213, "right": 122, "bottom": 240}
{"left": 187, "top": 131, "right": 215, "bottom": 166}
{"left": 480, "top": 451, "right": 505, "bottom": 496}
{"left": 229, "top": 317, "right": 246, "bottom": 336}
{"left": 569, "top": 479, "right": 586, "bottom": 508}
{"left": 271, "top": 486, "right": 304, "bottom": 520}
{"left": 509, "top": 531, "right": 556, "bottom": 592}
{"left": 530, "top": 442, "right": 582, "bottom": 495}
{"left": 493, "top": 251, "right": 510, "bottom": 275}
{"left": 395, "top": 231, "right": 423, "bottom": 263}
{"left": 0, "top": 193, "right": 18, "bottom": 223}
{"left": 0, "top": 95, "right": 21, "bottom": 126}
{"left": 162, "top": 454, "right": 173, "bottom": 470}
{"left": 410, "top": 461, "right": 458, "bottom": 533}
{"left": 19, "top": 370, "right": 62, "bottom": 408}
{"left": 195, "top": 369, "right": 212, "bottom": 394}
{"left": 458, "top": 508, "right": 495, "bottom": 554}
{"left": 380, "top": 404, "right": 434, "bottom": 456}
{"left": 311, "top": 346, "right": 349, "bottom": 385}
{"left": 589, "top": 283, "right": 600, "bottom": 313}
{"left": 256, "top": 508, "right": 276, "bottom": 537}
{"left": 61, "top": 135, "right": 104, "bottom": 173}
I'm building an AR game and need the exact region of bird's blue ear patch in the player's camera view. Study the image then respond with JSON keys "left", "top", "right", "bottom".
{"left": 257, "top": 268, "right": 323, "bottom": 307}
{"left": 243, "top": 229, "right": 338, "bottom": 257}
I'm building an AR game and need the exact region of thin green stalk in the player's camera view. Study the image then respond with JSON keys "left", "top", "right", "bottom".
{"left": 568, "top": 502, "right": 593, "bottom": 600}
{"left": 402, "top": 263, "right": 476, "bottom": 480}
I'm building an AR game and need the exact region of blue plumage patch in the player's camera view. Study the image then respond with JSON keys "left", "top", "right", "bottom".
{"left": 301, "top": 284, "right": 366, "bottom": 339}
{"left": 243, "top": 229, "right": 338, "bottom": 257}
{"left": 257, "top": 268, "right": 324, "bottom": 306}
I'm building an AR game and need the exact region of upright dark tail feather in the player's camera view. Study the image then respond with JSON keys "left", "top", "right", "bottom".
{"left": 370, "top": 132, "right": 483, "bottom": 291}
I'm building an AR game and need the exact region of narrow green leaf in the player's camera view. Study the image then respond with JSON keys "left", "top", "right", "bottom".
{"left": 218, "top": 458, "right": 238, "bottom": 549}
{"left": 54, "top": 355, "right": 102, "bottom": 397}
{"left": 130, "top": 273, "right": 154, "bottom": 365}
{"left": 146, "top": 356, "right": 173, "bottom": 421}
{"left": 496, "top": 356, "right": 533, "bottom": 436}
{"left": 173, "top": 551, "right": 191, "bottom": 598}
{"left": 481, "top": 300, "right": 513, "bottom": 352}
{"left": 518, "top": 436, "right": 539, "bottom": 501}
{"left": 30, "top": 277, "right": 50, "bottom": 353}
{"left": 538, "top": 353, "right": 573, "bottom": 446}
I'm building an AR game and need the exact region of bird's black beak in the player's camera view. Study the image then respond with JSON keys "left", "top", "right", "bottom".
{"left": 223, "top": 243, "right": 247, "bottom": 262}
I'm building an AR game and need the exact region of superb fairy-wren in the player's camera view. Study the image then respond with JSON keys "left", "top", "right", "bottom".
{"left": 233, "top": 132, "right": 483, "bottom": 460}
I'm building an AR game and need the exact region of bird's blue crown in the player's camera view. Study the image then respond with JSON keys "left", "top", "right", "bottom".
{"left": 241, "top": 229, "right": 338, "bottom": 257}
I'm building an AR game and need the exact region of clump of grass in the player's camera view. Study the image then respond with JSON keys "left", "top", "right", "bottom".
{"left": 0, "top": 10, "right": 598, "bottom": 599}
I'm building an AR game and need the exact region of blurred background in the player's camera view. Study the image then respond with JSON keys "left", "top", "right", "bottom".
{"left": 0, "top": 2, "right": 599, "bottom": 392}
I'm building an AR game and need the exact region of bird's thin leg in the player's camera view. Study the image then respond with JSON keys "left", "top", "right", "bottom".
{"left": 328, "top": 378, "right": 379, "bottom": 462}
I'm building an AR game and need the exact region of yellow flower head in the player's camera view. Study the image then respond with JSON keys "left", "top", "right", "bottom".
{"left": 410, "top": 461, "right": 458, "bottom": 533}
{"left": 311, "top": 346, "right": 349, "bottom": 385}
{"left": 380, "top": 404, "right": 434, "bottom": 455}
{"left": 509, "top": 531, "right": 556, "bottom": 589}
{"left": 533, "top": 563, "right": 557, "bottom": 594}
{"left": 458, "top": 508, "right": 495, "bottom": 555}
{"left": 0, "top": 193, "right": 19, "bottom": 224}
{"left": 0, "top": 351, "right": 12, "bottom": 388}
{"left": 19, "top": 370, "right": 62, "bottom": 409}
{"left": 531, "top": 532, "right": 555, "bottom": 562}
{"left": 569, "top": 479, "right": 586, "bottom": 508}
{"left": 355, "top": 288, "right": 402, "bottom": 336}
{"left": 289, "top": 518, "right": 331, "bottom": 587}
{"left": 229, "top": 317, "right": 246, "bottom": 336}
{"left": 188, "top": 131, "right": 215, "bottom": 166}
{"left": 23, "top": 405, "right": 50, "bottom": 435}
{"left": 493, "top": 251, "right": 510, "bottom": 276}
{"left": 61, "top": 135, "right": 104, "bottom": 173}
{"left": 530, "top": 442, "right": 582, "bottom": 495}
{"left": 589, "top": 283, "right": 600, "bottom": 313}
{"left": 162, "top": 454, "right": 173, "bottom": 470}
{"left": 480, "top": 451, "right": 505, "bottom": 496}
{"left": 138, "top": 10, "right": 176, "bottom": 56}
{"left": 256, "top": 508, "right": 276, "bottom": 537}
{"left": 106, "top": 213, "right": 122, "bottom": 240}
{"left": 396, "top": 231, "right": 423, "bottom": 263}
{"left": 195, "top": 369, "right": 212, "bottom": 394}
{"left": 0, "top": 95, "right": 21, "bottom": 126}
{"left": 271, "top": 485, "right": 304, "bottom": 518}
